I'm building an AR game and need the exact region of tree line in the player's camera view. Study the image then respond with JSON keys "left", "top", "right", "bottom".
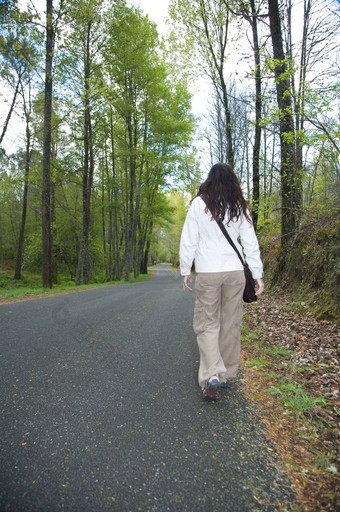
{"left": 0, "top": 0, "right": 339, "bottom": 288}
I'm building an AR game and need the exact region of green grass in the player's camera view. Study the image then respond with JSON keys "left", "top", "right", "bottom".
{"left": 263, "top": 346, "right": 293, "bottom": 359}
{"left": 265, "top": 382, "right": 327, "bottom": 416}
{"left": 0, "top": 271, "right": 152, "bottom": 301}
{"left": 246, "top": 356, "right": 271, "bottom": 368}
{"left": 241, "top": 325, "right": 260, "bottom": 343}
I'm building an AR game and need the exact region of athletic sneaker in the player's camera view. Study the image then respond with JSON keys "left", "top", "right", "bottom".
{"left": 206, "top": 375, "right": 220, "bottom": 391}
{"left": 220, "top": 379, "right": 227, "bottom": 388}
{"left": 203, "top": 388, "right": 220, "bottom": 401}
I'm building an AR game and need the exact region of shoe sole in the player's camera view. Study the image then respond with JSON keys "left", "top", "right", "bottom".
{"left": 203, "top": 393, "right": 220, "bottom": 401}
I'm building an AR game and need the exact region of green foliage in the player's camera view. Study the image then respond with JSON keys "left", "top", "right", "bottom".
{"left": 0, "top": 0, "right": 42, "bottom": 85}
{"left": 22, "top": 233, "right": 42, "bottom": 271}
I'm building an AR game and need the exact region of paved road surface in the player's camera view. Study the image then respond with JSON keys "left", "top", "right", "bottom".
{"left": 0, "top": 264, "right": 294, "bottom": 511}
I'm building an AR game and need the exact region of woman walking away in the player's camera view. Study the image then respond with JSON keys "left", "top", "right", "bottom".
{"left": 180, "top": 163, "right": 264, "bottom": 401}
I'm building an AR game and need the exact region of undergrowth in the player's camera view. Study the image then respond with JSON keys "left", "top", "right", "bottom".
{"left": 0, "top": 270, "right": 151, "bottom": 301}
{"left": 257, "top": 198, "right": 340, "bottom": 323}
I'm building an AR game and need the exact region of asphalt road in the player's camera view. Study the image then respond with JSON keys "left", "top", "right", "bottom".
{"left": 0, "top": 264, "right": 294, "bottom": 512}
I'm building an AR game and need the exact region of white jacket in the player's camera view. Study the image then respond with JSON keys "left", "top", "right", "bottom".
{"left": 179, "top": 196, "right": 263, "bottom": 279}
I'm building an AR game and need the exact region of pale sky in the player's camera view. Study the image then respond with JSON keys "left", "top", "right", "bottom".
{"left": 134, "top": 0, "right": 170, "bottom": 31}
{"left": 21, "top": 0, "right": 171, "bottom": 29}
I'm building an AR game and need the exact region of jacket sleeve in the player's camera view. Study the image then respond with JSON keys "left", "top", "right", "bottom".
{"left": 179, "top": 200, "right": 199, "bottom": 276}
{"left": 239, "top": 213, "right": 264, "bottom": 279}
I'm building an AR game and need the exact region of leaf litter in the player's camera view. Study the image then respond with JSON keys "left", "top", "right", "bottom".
{"left": 241, "top": 292, "right": 339, "bottom": 512}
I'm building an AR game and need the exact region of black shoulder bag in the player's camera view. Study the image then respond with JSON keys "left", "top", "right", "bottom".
{"left": 201, "top": 196, "right": 257, "bottom": 303}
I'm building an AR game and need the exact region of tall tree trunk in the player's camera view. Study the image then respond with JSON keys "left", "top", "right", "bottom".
{"left": 269, "top": 129, "right": 275, "bottom": 202}
{"left": 109, "top": 108, "right": 121, "bottom": 281}
{"left": 124, "top": 113, "right": 135, "bottom": 281}
{"left": 108, "top": 111, "right": 114, "bottom": 280}
{"left": 42, "top": 0, "right": 54, "bottom": 288}
{"left": 76, "top": 21, "right": 94, "bottom": 285}
{"left": 263, "top": 118, "right": 268, "bottom": 220}
{"left": 0, "top": 79, "right": 21, "bottom": 147}
{"left": 249, "top": 0, "right": 262, "bottom": 230}
{"left": 288, "top": 0, "right": 311, "bottom": 213}
{"left": 132, "top": 109, "right": 149, "bottom": 278}
{"left": 200, "top": 0, "right": 234, "bottom": 166}
{"left": 141, "top": 221, "right": 153, "bottom": 275}
{"left": 14, "top": 107, "right": 31, "bottom": 280}
{"left": 268, "top": 0, "right": 299, "bottom": 251}
{"left": 102, "top": 143, "right": 108, "bottom": 281}
{"left": 51, "top": 151, "right": 58, "bottom": 283}
{"left": 219, "top": 77, "right": 234, "bottom": 167}
{"left": 141, "top": 240, "right": 150, "bottom": 275}
{"left": 238, "top": 0, "right": 263, "bottom": 227}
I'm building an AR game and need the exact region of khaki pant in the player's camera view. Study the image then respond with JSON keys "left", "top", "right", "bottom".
{"left": 193, "top": 271, "right": 245, "bottom": 389}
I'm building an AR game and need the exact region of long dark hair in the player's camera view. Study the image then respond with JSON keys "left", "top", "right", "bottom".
{"left": 195, "top": 163, "right": 251, "bottom": 223}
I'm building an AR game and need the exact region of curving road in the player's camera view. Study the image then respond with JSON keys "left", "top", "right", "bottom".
{"left": 0, "top": 264, "right": 294, "bottom": 511}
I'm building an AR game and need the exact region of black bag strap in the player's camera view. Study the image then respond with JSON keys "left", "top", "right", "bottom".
{"left": 200, "top": 195, "right": 246, "bottom": 268}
